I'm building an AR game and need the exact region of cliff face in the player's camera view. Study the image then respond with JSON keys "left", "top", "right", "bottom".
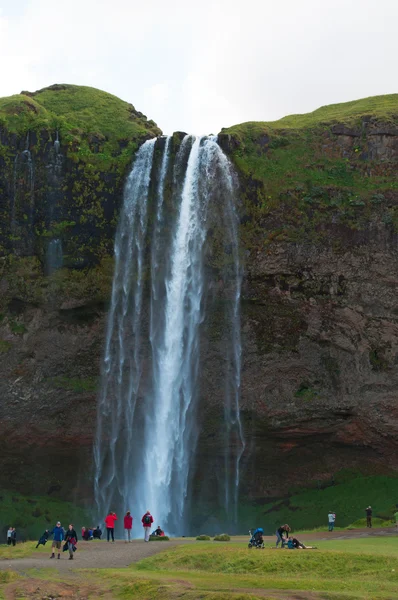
{"left": 0, "top": 87, "right": 397, "bottom": 516}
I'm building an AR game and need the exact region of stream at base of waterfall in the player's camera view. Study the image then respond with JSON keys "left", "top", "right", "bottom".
{"left": 94, "top": 135, "right": 244, "bottom": 535}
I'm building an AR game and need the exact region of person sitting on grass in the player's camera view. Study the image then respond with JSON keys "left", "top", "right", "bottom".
{"left": 275, "top": 524, "right": 290, "bottom": 547}
{"left": 287, "top": 536, "right": 316, "bottom": 549}
{"left": 93, "top": 525, "right": 102, "bottom": 539}
{"left": 153, "top": 525, "right": 164, "bottom": 537}
{"left": 36, "top": 530, "right": 50, "bottom": 548}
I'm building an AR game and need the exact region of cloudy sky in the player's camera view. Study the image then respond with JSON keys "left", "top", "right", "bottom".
{"left": 0, "top": 0, "right": 397, "bottom": 134}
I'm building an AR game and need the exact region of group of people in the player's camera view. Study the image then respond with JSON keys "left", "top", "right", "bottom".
{"left": 275, "top": 525, "right": 315, "bottom": 549}
{"left": 6, "top": 527, "right": 17, "bottom": 546}
{"left": 81, "top": 526, "right": 102, "bottom": 540}
{"left": 104, "top": 510, "right": 163, "bottom": 542}
{"left": 35, "top": 522, "right": 78, "bottom": 560}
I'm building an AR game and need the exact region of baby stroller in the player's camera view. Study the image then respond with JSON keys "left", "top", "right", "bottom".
{"left": 248, "top": 527, "right": 264, "bottom": 549}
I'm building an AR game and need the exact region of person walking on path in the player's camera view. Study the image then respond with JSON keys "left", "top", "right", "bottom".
{"left": 275, "top": 524, "right": 290, "bottom": 547}
{"left": 36, "top": 530, "right": 49, "bottom": 548}
{"left": 64, "top": 524, "right": 78, "bottom": 560}
{"left": 104, "top": 511, "right": 118, "bottom": 542}
{"left": 142, "top": 511, "right": 154, "bottom": 542}
{"left": 11, "top": 527, "right": 16, "bottom": 546}
{"left": 365, "top": 506, "right": 372, "bottom": 528}
{"left": 50, "top": 521, "right": 65, "bottom": 559}
{"left": 328, "top": 511, "right": 336, "bottom": 531}
{"left": 7, "top": 527, "right": 12, "bottom": 546}
{"left": 124, "top": 511, "right": 133, "bottom": 543}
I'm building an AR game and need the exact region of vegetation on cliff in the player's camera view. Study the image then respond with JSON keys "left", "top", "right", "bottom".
{"left": 0, "top": 84, "right": 161, "bottom": 168}
{"left": 220, "top": 94, "right": 398, "bottom": 248}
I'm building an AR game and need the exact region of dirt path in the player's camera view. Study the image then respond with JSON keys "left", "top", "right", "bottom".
{"left": 0, "top": 539, "right": 193, "bottom": 573}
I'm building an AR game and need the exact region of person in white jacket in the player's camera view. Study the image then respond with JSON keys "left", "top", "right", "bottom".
{"left": 7, "top": 527, "right": 12, "bottom": 545}
{"left": 328, "top": 511, "right": 336, "bottom": 531}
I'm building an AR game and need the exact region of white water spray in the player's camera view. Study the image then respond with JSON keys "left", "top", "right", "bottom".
{"left": 95, "top": 135, "right": 244, "bottom": 533}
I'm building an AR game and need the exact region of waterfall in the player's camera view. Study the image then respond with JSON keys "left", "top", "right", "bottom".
{"left": 94, "top": 138, "right": 156, "bottom": 515}
{"left": 95, "top": 135, "right": 243, "bottom": 534}
{"left": 46, "top": 131, "right": 64, "bottom": 275}
{"left": 12, "top": 132, "right": 35, "bottom": 253}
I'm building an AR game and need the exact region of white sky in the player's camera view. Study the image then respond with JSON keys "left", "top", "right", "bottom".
{"left": 0, "top": 0, "right": 397, "bottom": 134}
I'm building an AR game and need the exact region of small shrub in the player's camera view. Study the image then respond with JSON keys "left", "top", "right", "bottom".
{"left": 196, "top": 535, "right": 211, "bottom": 541}
{"left": 214, "top": 533, "right": 230, "bottom": 542}
{"left": 149, "top": 535, "right": 170, "bottom": 541}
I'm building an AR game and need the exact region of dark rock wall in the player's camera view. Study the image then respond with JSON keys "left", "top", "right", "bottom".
{"left": 0, "top": 113, "right": 397, "bottom": 511}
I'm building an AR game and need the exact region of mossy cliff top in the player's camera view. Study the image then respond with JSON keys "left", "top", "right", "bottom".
{"left": 0, "top": 83, "right": 162, "bottom": 168}
{"left": 219, "top": 94, "right": 398, "bottom": 248}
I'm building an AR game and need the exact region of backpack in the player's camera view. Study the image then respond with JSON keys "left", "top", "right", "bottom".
{"left": 144, "top": 515, "right": 151, "bottom": 525}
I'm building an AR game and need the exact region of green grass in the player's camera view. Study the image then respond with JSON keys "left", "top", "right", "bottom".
{"left": 130, "top": 540, "right": 398, "bottom": 598}
{"left": 223, "top": 94, "right": 398, "bottom": 134}
{"left": 2, "top": 538, "right": 398, "bottom": 599}
{"left": 220, "top": 94, "right": 398, "bottom": 250}
{"left": 0, "top": 84, "right": 161, "bottom": 171}
{"left": 0, "top": 491, "right": 90, "bottom": 540}
{"left": 0, "top": 541, "right": 49, "bottom": 560}
{"left": 238, "top": 475, "right": 398, "bottom": 533}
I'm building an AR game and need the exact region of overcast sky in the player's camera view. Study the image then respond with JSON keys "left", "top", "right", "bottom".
{"left": 0, "top": 0, "right": 397, "bottom": 134}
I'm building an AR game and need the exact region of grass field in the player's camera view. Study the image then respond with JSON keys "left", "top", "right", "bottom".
{"left": 1, "top": 536, "right": 398, "bottom": 599}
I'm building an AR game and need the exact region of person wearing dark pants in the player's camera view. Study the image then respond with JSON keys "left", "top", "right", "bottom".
{"left": 11, "top": 528, "right": 16, "bottom": 546}
{"left": 104, "top": 511, "right": 118, "bottom": 542}
{"left": 64, "top": 524, "right": 78, "bottom": 560}
{"left": 366, "top": 506, "right": 372, "bottom": 528}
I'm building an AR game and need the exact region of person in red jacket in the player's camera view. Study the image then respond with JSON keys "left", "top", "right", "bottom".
{"left": 124, "top": 511, "right": 133, "bottom": 543}
{"left": 142, "top": 510, "right": 153, "bottom": 542}
{"left": 104, "top": 511, "right": 118, "bottom": 543}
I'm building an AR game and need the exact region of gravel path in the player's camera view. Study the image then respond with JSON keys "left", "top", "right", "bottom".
{"left": 0, "top": 539, "right": 193, "bottom": 573}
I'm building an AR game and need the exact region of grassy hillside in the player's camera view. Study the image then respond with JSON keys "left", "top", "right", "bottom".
{"left": 0, "top": 83, "right": 161, "bottom": 169}
{"left": 224, "top": 94, "right": 398, "bottom": 135}
{"left": 220, "top": 94, "right": 398, "bottom": 248}
{"left": 246, "top": 475, "right": 398, "bottom": 534}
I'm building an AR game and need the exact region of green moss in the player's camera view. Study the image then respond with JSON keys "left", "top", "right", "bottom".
{"left": 47, "top": 376, "right": 98, "bottom": 393}
{"left": 0, "top": 340, "right": 12, "bottom": 353}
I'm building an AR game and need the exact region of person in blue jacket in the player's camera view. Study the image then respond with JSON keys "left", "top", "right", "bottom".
{"left": 50, "top": 521, "right": 65, "bottom": 559}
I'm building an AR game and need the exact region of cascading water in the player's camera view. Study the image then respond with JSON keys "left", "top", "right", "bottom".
{"left": 46, "top": 131, "right": 64, "bottom": 274}
{"left": 95, "top": 135, "right": 244, "bottom": 534}
{"left": 12, "top": 132, "right": 35, "bottom": 252}
{"left": 94, "top": 138, "right": 156, "bottom": 515}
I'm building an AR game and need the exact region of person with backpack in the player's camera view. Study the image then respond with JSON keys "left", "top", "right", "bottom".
{"left": 36, "top": 530, "right": 49, "bottom": 548}
{"left": 104, "top": 511, "right": 118, "bottom": 542}
{"left": 64, "top": 524, "right": 78, "bottom": 560}
{"left": 365, "top": 506, "right": 372, "bottom": 528}
{"left": 124, "top": 511, "right": 133, "bottom": 542}
{"left": 328, "top": 511, "right": 336, "bottom": 531}
{"left": 50, "top": 521, "right": 65, "bottom": 559}
{"left": 142, "top": 511, "right": 153, "bottom": 542}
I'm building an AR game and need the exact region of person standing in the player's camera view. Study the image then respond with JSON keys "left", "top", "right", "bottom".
{"left": 365, "top": 506, "right": 372, "bottom": 528}
{"left": 50, "top": 521, "right": 65, "bottom": 559}
{"left": 124, "top": 511, "right": 133, "bottom": 543}
{"left": 11, "top": 527, "right": 16, "bottom": 546}
{"left": 104, "top": 511, "right": 118, "bottom": 542}
{"left": 328, "top": 511, "right": 336, "bottom": 531}
{"left": 275, "top": 524, "right": 290, "bottom": 547}
{"left": 64, "top": 524, "right": 78, "bottom": 560}
{"left": 142, "top": 511, "right": 153, "bottom": 542}
{"left": 7, "top": 527, "right": 12, "bottom": 546}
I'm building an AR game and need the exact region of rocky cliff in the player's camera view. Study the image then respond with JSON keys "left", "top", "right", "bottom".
{"left": 0, "top": 86, "right": 397, "bottom": 526}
